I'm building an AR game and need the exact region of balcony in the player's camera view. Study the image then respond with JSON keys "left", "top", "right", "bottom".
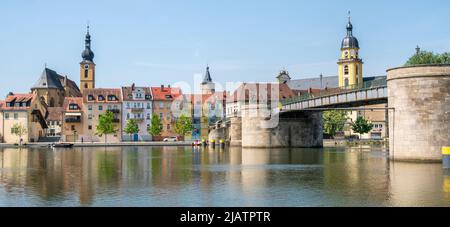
{"left": 131, "top": 118, "right": 145, "bottom": 123}
{"left": 113, "top": 118, "right": 121, "bottom": 123}
{"left": 109, "top": 109, "right": 121, "bottom": 114}
{"left": 65, "top": 118, "right": 81, "bottom": 123}
{"left": 131, "top": 107, "right": 144, "bottom": 113}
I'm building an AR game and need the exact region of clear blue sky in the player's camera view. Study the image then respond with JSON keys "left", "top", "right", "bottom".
{"left": 1, "top": 0, "right": 449, "bottom": 96}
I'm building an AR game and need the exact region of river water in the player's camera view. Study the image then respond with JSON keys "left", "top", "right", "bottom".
{"left": 0, "top": 145, "right": 449, "bottom": 207}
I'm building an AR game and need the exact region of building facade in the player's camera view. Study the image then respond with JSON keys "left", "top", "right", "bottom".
{"left": 0, "top": 93, "right": 48, "bottom": 143}
{"left": 151, "top": 85, "right": 182, "bottom": 140}
{"left": 45, "top": 107, "right": 63, "bottom": 137}
{"left": 62, "top": 97, "right": 84, "bottom": 142}
{"left": 121, "top": 84, "right": 153, "bottom": 141}
{"left": 81, "top": 89, "right": 122, "bottom": 143}
{"left": 337, "top": 15, "right": 363, "bottom": 88}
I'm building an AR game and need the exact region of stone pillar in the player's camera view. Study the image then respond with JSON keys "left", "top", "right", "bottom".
{"left": 241, "top": 104, "right": 323, "bottom": 148}
{"left": 230, "top": 117, "right": 242, "bottom": 147}
{"left": 387, "top": 65, "right": 450, "bottom": 162}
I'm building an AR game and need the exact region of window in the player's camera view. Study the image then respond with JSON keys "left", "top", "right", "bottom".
{"left": 88, "top": 95, "right": 94, "bottom": 101}
{"left": 71, "top": 125, "right": 76, "bottom": 131}
{"left": 11, "top": 128, "right": 18, "bottom": 134}
{"left": 85, "top": 83, "right": 88, "bottom": 89}
{"left": 98, "top": 95, "right": 105, "bottom": 101}
{"left": 88, "top": 105, "right": 92, "bottom": 110}
{"left": 69, "top": 104, "right": 79, "bottom": 110}
{"left": 127, "top": 113, "right": 130, "bottom": 120}
{"left": 14, "top": 113, "right": 18, "bottom": 120}
{"left": 345, "top": 51, "right": 349, "bottom": 59}
{"left": 166, "top": 103, "right": 171, "bottom": 110}
{"left": 88, "top": 114, "right": 92, "bottom": 120}
{"left": 160, "top": 113, "right": 163, "bottom": 119}
{"left": 159, "top": 102, "right": 164, "bottom": 108}
{"left": 99, "top": 105, "right": 103, "bottom": 111}
{"left": 167, "top": 124, "right": 170, "bottom": 130}
{"left": 127, "top": 102, "right": 130, "bottom": 109}
{"left": 108, "top": 95, "right": 116, "bottom": 101}
{"left": 107, "top": 105, "right": 112, "bottom": 110}
{"left": 5, "top": 113, "right": 9, "bottom": 119}
{"left": 147, "top": 103, "right": 151, "bottom": 109}
{"left": 88, "top": 125, "right": 92, "bottom": 130}
{"left": 84, "top": 69, "right": 88, "bottom": 78}
{"left": 345, "top": 78, "right": 349, "bottom": 87}
{"left": 147, "top": 113, "right": 150, "bottom": 120}
{"left": 344, "top": 65, "right": 349, "bottom": 75}
{"left": 356, "top": 65, "right": 359, "bottom": 76}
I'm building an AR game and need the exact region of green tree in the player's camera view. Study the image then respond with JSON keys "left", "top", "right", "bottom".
{"left": 124, "top": 119, "right": 140, "bottom": 141}
{"left": 96, "top": 111, "right": 118, "bottom": 144}
{"left": 174, "top": 114, "right": 194, "bottom": 139}
{"left": 11, "top": 123, "right": 27, "bottom": 145}
{"left": 323, "top": 110, "right": 348, "bottom": 138}
{"left": 351, "top": 116, "right": 374, "bottom": 139}
{"left": 148, "top": 114, "right": 162, "bottom": 138}
{"left": 405, "top": 50, "right": 450, "bottom": 66}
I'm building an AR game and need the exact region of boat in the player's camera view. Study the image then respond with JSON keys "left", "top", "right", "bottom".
{"left": 51, "top": 143, "right": 74, "bottom": 148}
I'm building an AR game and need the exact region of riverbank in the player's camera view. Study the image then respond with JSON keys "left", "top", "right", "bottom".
{"left": 324, "top": 139, "right": 388, "bottom": 147}
{"left": 0, "top": 141, "right": 193, "bottom": 148}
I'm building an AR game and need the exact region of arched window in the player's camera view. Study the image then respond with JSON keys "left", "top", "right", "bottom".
{"left": 345, "top": 51, "right": 349, "bottom": 59}
{"left": 356, "top": 65, "right": 359, "bottom": 75}
{"left": 84, "top": 83, "right": 88, "bottom": 89}
{"left": 84, "top": 70, "right": 88, "bottom": 78}
{"left": 344, "top": 65, "right": 349, "bottom": 75}
{"left": 49, "top": 98, "right": 55, "bottom": 107}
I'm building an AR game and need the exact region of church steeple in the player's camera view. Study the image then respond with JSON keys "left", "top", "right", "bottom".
{"left": 80, "top": 24, "right": 96, "bottom": 93}
{"left": 81, "top": 25, "right": 95, "bottom": 63}
{"left": 201, "top": 65, "right": 215, "bottom": 95}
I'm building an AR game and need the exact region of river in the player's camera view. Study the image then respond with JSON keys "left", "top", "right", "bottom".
{"left": 0, "top": 145, "right": 449, "bottom": 207}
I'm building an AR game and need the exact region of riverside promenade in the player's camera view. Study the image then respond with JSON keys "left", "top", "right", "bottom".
{"left": 0, "top": 141, "right": 193, "bottom": 148}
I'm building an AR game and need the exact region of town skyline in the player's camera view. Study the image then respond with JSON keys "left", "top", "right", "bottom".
{"left": 1, "top": 0, "right": 450, "bottom": 97}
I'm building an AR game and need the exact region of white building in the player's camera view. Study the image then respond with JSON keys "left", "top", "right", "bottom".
{"left": 121, "top": 84, "right": 153, "bottom": 141}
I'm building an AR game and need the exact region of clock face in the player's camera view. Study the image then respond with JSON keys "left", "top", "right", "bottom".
{"left": 84, "top": 64, "right": 90, "bottom": 70}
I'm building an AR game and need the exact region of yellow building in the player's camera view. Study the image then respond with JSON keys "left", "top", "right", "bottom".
{"left": 80, "top": 26, "right": 96, "bottom": 93}
{"left": 0, "top": 93, "right": 48, "bottom": 143}
{"left": 338, "top": 15, "right": 363, "bottom": 88}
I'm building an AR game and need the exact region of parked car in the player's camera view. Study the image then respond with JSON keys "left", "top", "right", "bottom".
{"left": 163, "top": 137, "right": 178, "bottom": 142}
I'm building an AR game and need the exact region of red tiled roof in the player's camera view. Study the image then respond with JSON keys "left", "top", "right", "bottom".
{"left": 122, "top": 86, "right": 152, "bottom": 101}
{"left": 47, "top": 107, "right": 64, "bottom": 121}
{"left": 63, "top": 97, "right": 83, "bottom": 112}
{"left": 151, "top": 87, "right": 182, "bottom": 101}
{"left": 82, "top": 88, "right": 122, "bottom": 103}
{"left": 1, "top": 93, "right": 36, "bottom": 111}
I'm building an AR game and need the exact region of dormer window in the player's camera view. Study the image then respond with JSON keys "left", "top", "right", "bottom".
{"left": 69, "top": 104, "right": 79, "bottom": 110}
{"left": 165, "top": 95, "right": 173, "bottom": 99}
{"left": 108, "top": 95, "right": 117, "bottom": 101}
{"left": 145, "top": 95, "right": 152, "bottom": 100}
{"left": 98, "top": 95, "right": 105, "bottom": 101}
{"left": 88, "top": 95, "right": 94, "bottom": 101}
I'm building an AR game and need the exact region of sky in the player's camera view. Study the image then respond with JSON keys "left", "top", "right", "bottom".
{"left": 1, "top": 0, "right": 450, "bottom": 96}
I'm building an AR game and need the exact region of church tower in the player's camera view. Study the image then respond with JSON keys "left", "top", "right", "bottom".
{"left": 338, "top": 13, "right": 363, "bottom": 88}
{"left": 80, "top": 25, "right": 95, "bottom": 93}
{"left": 201, "top": 66, "right": 215, "bottom": 95}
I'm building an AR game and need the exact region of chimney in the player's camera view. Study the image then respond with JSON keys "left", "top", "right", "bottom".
{"left": 131, "top": 83, "right": 135, "bottom": 91}
{"left": 168, "top": 85, "right": 171, "bottom": 88}
{"left": 64, "top": 75, "right": 68, "bottom": 87}
{"left": 161, "top": 85, "right": 164, "bottom": 90}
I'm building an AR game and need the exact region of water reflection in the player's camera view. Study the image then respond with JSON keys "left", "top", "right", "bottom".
{"left": 0, "top": 146, "right": 449, "bottom": 207}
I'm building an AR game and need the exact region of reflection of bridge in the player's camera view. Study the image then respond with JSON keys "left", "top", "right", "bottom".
{"left": 281, "top": 78, "right": 387, "bottom": 111}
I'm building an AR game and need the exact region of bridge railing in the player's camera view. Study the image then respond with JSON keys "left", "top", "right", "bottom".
{"left": 282, "top": 78, "right": 387, "bottom": 105}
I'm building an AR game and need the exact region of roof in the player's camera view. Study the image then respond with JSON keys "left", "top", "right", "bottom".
{"left": 202, "top": 66, "right": 213, "bottom": 84}
{"left": 287, "top": 75, "right": 386, "bottom": 90}
{"left": 63, "top": 97, "right": 84, "bottom": 112}
{"left": 151, "top": 86, "right": 182, "bottom": 101}
{"left": 46, "top": 107, "right": 64, "bottom": 121}
{"left": 82, "top": 88, "right": 122, "bottom": 103}
{"left": 1, "top": 93, "right": 36, "bottom": 111}
{"left": 122, "top": 86, "right": 152, "bottom": 101}
{"left": 32, "top": 68, "right": 65, "bottom": 89}
{"left": 228, "top": 83, "right": 296, "bottom": 103}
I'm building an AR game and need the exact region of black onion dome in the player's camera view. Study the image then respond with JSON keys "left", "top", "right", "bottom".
{"left": 81, "top": 26, "right": 95, "bottom": 62}
{"left": 341, "top": 20, "right": 359, "bottom": 49}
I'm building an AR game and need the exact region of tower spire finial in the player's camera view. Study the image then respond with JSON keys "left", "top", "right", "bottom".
{"left": 348, "top": 11, "right": 351, "bottom": 23}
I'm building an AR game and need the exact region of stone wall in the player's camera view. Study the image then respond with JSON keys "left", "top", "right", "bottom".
{"left": 241, "top": 104, "right": 323, "bottom": 148}
{"left": 230, "top": 117, "right": 242, "bottom": 146}
{"left": 387, "top": 65, "right": 450, "bottom": 162}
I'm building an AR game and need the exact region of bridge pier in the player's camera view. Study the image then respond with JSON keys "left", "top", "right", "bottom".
{"left": 241, "top": 104, "right": 323, "bottom": 148}
{"left": 387, "top": 65, "right": 450, "bottom": 162}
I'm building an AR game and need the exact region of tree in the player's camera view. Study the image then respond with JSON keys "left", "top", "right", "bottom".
{"left": 11, "top": 123, "right": 27, "bottom": 145}
{"left": 405, "top": 51, "right": 450, "bottom": 66}
{"left": 323, "top": 110, "right": 348, "bottom": 138}
{"left": 351, "top": 116, "right": 374, "bottom": 139}
{"left": 96, "top": 111, "right": 118, "bottom": 144}
{"left": 124, "top": 119, "right": 140, "bottom": 141}
{"left": 174, "top": 114, "right": 194, "bottom": 139}
{"left": 148, "top": 114, "right": 162, "bottom": 138}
